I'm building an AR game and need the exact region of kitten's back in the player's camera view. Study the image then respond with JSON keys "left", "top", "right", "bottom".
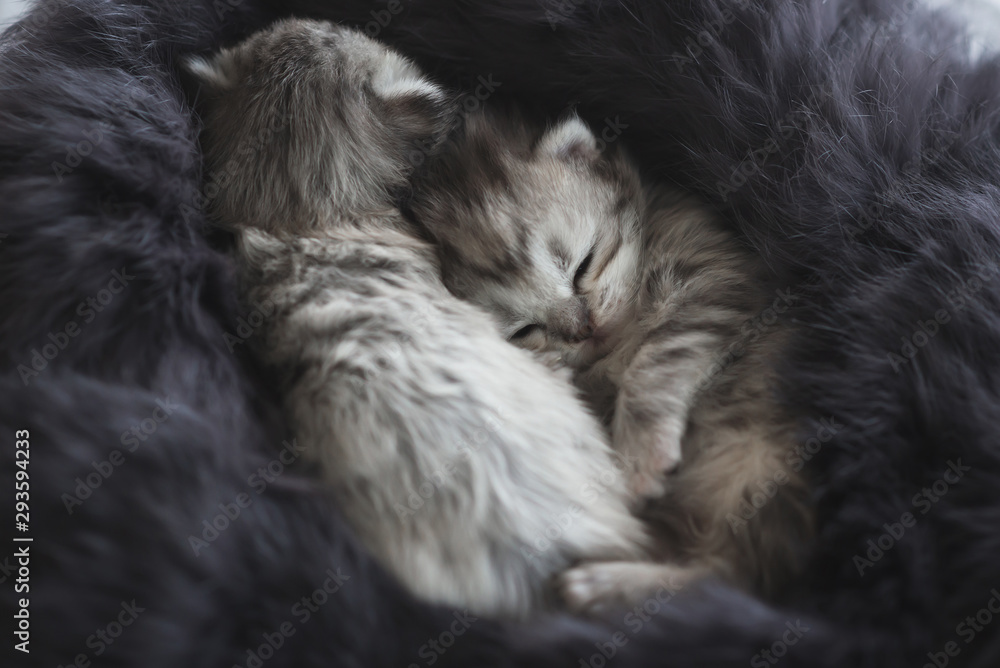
{"left": 188, "top": 19, "right": 649, "bottom": 618}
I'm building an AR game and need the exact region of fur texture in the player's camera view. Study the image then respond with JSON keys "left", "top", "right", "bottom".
{"left": 411, "top": 109, "right": 812, "bottom": 608}
{"left": 186, "top": 18, "right": 646, "bottom": 619}
{"left": 3, "top": 0, "right": 1000, "bottom": 666}
{"left": 285, "top": 0, "right": 1000, "bottom": 664}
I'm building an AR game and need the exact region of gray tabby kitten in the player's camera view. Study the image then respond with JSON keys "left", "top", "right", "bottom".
{"left": 185, "top": 19, "right": 647, "bottom": 619}
{"left": 411, "top": 109, "right": 814, "bottom": 610}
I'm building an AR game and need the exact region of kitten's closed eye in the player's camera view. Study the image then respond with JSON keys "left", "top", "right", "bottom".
{"left": 574, "top": 251, "right": 594, "bottom": 291}
{"left": 510, "top": 323, "right": 542, "bottom": 341}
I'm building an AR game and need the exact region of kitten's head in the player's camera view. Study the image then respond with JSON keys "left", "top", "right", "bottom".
{"left": 412, "top": 110, "right": 644, "bottom": 367}
{"left": 185, "top": 18, "right": 455, "bottom": 233}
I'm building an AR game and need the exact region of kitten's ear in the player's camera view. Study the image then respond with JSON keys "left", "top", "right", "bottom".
{"left": 382, "top": 86, "right": 457, "bottom": 153}
{"left": 375, "top": 61, "right": 458, "bottom": 162}
{"left": 538, "top": 116, "right": 600, "bottom": 163}
{"left": 181, "top": 52, "right": 239, "bottom": 93}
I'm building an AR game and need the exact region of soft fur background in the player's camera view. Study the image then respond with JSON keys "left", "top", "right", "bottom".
{"left": 2, "top": 0, "right": 1000, "bottom": 666}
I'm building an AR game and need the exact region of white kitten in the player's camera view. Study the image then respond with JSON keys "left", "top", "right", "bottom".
{"left": 187, "top": 19, "right": 647, "bottom": 619}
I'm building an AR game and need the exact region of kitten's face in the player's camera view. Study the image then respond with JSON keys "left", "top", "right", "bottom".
{"left": 414, "top": 114, "right": 644, "bottom": 367}
{"left": 185, "top": 19, "right": 454, "bottom": 232}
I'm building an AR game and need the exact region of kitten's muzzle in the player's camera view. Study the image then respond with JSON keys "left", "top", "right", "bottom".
{"left": 550, "top": 297, "right": 595, "bottom": 343}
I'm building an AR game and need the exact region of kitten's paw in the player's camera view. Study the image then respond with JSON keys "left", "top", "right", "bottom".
{"left": 559, "top": 562, "right": 630, "bottom": 615}
{"left": 620, "top": 428, "right": 683, "bottom": 500}
{"left": 559, "top": 561, "right": 693, "bottom": 615}
{"left": 653, "top": 433, "right": 683, "bottom": 472}
{"left": 629, "top": 467, "right": 667, "bottom": 500}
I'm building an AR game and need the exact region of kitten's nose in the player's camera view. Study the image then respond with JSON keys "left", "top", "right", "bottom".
{"left": 552, "top": 298, "right": 594, "bottom": 343}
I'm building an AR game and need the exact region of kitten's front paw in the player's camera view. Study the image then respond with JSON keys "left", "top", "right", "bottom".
{"left": 629, "top": 466, "right": 668, "bottom": 500}
{"left": 618, "top": 424, "right": 683, "bottom": 500}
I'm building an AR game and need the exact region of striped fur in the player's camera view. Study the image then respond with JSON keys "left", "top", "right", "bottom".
{"left": 412, "top": 110, "right": 813, "bottom": 609}
{"left": 186, "top": 19, "right": 647, "bottom": 619}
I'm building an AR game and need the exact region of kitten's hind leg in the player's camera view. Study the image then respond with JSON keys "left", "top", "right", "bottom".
{"left": 558, "top": 560, "right": 708, "bottom": 615}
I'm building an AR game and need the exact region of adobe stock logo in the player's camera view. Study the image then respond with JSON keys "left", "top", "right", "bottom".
{"left": 853, "top": 459, "right": 970, "bottom": 576}
{"left": 17, "top": 268, "right": 135, "bottom": 385}
{"left": 750, "top": 620, "right": 811, "bottom": 666}
{"left": 55, "top": 600, "right": 145, "bottom": 668}
{"left": 223, "top": 298, "right": 276, "bottom": 352}
{"left": 406, "top": 610, "right": 478, "bottom": 668}
{"left": 923, "top": 588, "right": 1000, "bottom": 668}
{"left": 363, "top": 0, "right": 405, "bottom": 38}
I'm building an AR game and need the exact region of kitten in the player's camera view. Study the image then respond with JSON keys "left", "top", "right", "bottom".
{"left": 185, "top": 19, "right": 647, "bottom": 619}
{"left": 411, "top": 108, "right": 814, "bottom": 610}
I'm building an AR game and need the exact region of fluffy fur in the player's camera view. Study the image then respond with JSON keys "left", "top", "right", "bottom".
{"left": 4, "top": 0, "right": 1000, "bottom": 666}
{"left": 185, "top": 19, "right": 646, "bottom": 619}
{"left": 411, "top": 109, "right": 812, "bottom": 607}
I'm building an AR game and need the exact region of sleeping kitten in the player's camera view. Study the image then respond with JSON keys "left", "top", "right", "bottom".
{"left": 411, "top": 109, "right": 814, "bottom": 610}
{"left": 185, "top": 19, "right": 647, "bottom": 619}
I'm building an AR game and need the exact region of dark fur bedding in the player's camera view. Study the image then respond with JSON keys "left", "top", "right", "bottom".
{"left": 2, "top": 0, "right": 1000, "bottom": 666}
